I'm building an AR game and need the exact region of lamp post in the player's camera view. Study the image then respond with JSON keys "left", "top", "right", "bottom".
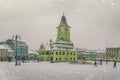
{"left": 12, "top": 35, "right": 21, "bottom": 66}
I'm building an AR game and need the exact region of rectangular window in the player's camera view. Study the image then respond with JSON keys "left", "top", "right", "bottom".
{"left": 59, "top": 52, "right": 61, "bottom": 55}
{"left": 56, "top": 58, "right": 58, "bottom": 61}
{"left": 63, "top": 52, "right": 65, "bottom": 55}
{"left": 74, "top": 58, "right": 76, "bottom": 60}
{"left": 56, "top": 52, "right": 58, "bottom": 55}
{"left": 67, "top": 52, "right": 69, "bottom": 55}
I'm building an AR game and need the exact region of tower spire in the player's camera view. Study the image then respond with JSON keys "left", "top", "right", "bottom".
{"left": 59, "top": 13, "right": 68, "bottom": 26}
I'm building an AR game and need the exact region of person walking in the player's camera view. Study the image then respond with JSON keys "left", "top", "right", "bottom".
{"left": 95, "top": 60, "right": 97, "bottom": 67}
{"left": 100, "top": 60, "right": 102, "bottom": 65}
{"left": 113, "top": 60, "right": 117, "bottom": 68}
{"left": 106, "top": 59, "right": 108, "bottom": 64}
{"left": 50, "top": 57, "right": 53, "bottom": 63}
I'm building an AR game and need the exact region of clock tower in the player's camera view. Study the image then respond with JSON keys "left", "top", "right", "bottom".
{"left": 56, "top": 13, "right": 71, "bottom": 43}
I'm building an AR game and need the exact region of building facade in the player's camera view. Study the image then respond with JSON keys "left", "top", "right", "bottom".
{"left": 96, "top": 50, "right": 106, "bottom": 59}
{"left": 2, "top": 44, "right": 14, "bottom": 62}
{"left": 106, "top": 47, "right": 120, "bottom": 59}
{"left": 28, "top": 49, "right": 39, "bottom": 60}
{"left": 0, "top": 45, "right": 8, "bottom": 61}
{"left": 39, "top": 14, "right": 77, "bottom": 62}
{"left": 119, "top": 51, "right": 120, "bottom": 59}
{"left": 11, "top": 40, "right": 28, "bottom": 61}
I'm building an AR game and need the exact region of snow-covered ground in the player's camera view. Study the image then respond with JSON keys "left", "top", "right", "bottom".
{"left": 0, "top": 61, "right": 120, "bottom": 80}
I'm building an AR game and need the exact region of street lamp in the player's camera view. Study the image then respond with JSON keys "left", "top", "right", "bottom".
{"left": 12, "top": 35, "right": 21, "bottom": 66}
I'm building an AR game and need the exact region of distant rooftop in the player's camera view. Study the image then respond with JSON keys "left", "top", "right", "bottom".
{"left": 0, "top": 45, "right": 7, "bottom": 49}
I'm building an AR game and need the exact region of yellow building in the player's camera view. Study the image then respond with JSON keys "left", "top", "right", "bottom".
{"left": 118, "top": 51, "right": 120, "bottom": 59}
{"left": 0, "top": 45, "right": 8, "bottom": 61}
{"left": 38, "top": 14, "right": 77, "bottom": 62}
{"left": 106, "top": 47, "right": 120, "bottom": 59}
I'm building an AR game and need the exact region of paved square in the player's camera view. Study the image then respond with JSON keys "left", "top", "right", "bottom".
{"left": 0, "top": 61, "right": 120, "bottom": 80}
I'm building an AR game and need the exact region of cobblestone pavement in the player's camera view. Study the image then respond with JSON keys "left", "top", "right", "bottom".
{"left": 0, "top": 61, "right": 120, "bottom": 80}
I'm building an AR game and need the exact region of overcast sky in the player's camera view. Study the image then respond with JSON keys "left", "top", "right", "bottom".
{"left": 0, "top": 0, "right": 120, "bottom": 50}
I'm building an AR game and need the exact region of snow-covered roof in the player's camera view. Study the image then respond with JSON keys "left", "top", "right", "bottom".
{"left": 28, "top": 49, "right": 39, "bottom": 55}
{"left": 57, "top": 39, "right": 67, "bottom": 44}
{"left": 0, "top": 45, "right": 7, "bottom": 49}
{"left": 96, "top": 50, "right": 106, "bottom": 53}
{"left": 2, "top": 44, "right": 14, "bottom": 52}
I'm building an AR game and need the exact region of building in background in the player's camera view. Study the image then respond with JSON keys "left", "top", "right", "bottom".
{"left": 76, "top": 48, "right": 87, "bottom": 59}
{"left": 12, "top": 40, "right": 28, "bottom": 61}
{"left": 6, "top": 39, "right": 28, "bottom": 61}
{"left": 96, "top": 50, "right": 106, "bottom": 59}
{"left": 39, "top": 14, "right": 77, "bottom": 62}
{"left": 119, "top": 51, "right": 120, "bottom": 59}
{"left": 2, "top": 44, "right": 14, "bottom": 62}
{"left": 0, "top": 45, "right": 8, "bottom": 61}
{"left": 0, "top": 38, "right": 28, "bottom": 61}
{"left": 76, "top": 48, "right": 97, "bottom": 60}
{"left": 106, "top": 47, "right": 120, "bottom": 59}
{"left": 28, "top": 49, "right": 39, "bottom": 60}
{"left": 84, "top": 50, "right": 96, "bottom": 59}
